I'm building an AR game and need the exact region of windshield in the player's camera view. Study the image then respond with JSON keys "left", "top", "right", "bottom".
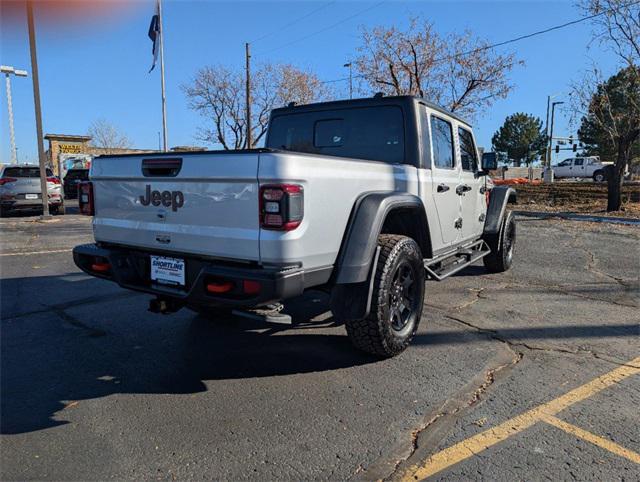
{"left": 267, "top": 105, "right": 405, "bottom": 164}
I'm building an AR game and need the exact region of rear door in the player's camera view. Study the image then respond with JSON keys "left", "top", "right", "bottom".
{"left": 457, "top": 126, "right": 485, "bottom": 242}
{"left": 91, "top": 153, "right": 261, "bottom": 261}
{"left": 573, "top": 157, "right": 585, "bottom": 177}
{"left": 429, "top": 114, "right": 460, "bottom": 246}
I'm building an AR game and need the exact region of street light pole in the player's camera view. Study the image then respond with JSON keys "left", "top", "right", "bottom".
{"left": 549, "top": 101, "right": 564, "bottom": 167}
{"left": 1, "top": 66, "right": 28, "bottom": 163}
{"left": 544, "top": 95, "right": 551, "bottom": 168}
{"left": 26, "top": 0, "right": 50, "bottom": 218}
{"left": 343, "top": 62, "right": 353, "bottom": 99}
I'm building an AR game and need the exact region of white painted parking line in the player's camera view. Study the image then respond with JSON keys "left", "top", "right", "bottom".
{"left": 0, "top": 248, "right": 72, "bottom": 257}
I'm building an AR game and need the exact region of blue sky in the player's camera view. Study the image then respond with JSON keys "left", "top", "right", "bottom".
{"left": 0, "top": 0, "right": 621, "bottom": 163}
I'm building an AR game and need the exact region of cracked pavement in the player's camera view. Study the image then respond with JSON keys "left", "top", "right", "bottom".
{"left": 1, "top": 214, "right": 638, "bottom": 480}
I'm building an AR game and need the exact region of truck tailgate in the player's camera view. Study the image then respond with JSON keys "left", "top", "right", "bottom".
{"left": 91, "top": 153, "right": 260, "bottom": 261}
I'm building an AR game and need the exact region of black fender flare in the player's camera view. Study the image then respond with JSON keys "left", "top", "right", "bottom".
{"left": 330, "top": 191, "right": 428, "bottom": 321}
{"left": 334, "top": 191, "right": 428, "bottom": 284}
{"left": 484, "top": 186, "right": 516, "bottom": 236}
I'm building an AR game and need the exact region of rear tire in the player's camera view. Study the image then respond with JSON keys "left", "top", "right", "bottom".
{"left": 345, "top": 234, "right": 425, "bottom": 358}
{"left": 593, "top": 170, "right": 606, "bottom": 182}
{"left": 484, "top": 211, "right": 516, "bottom": 273}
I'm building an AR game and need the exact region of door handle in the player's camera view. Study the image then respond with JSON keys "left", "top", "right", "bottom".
{"left": 437, "top": 184, "right": 450, "bottom": 193}
{"left": 456, "top": 184, "right": 472, "bottom": 195}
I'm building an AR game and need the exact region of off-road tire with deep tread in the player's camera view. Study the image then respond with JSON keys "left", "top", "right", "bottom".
{"left": 345, "top": 234, "right": 425, "bottom": 357}
{"left": 484, "top": 210, "right": 516, "bottom": 273}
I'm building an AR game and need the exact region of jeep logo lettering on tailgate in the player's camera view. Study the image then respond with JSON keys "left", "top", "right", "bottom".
{"left": 139, "top": 185, "right": 184, "bottom": 212}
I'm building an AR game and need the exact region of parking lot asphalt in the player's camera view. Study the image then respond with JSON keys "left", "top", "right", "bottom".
{"left": 1, "top": 212, "right": 638, "bottom": 480}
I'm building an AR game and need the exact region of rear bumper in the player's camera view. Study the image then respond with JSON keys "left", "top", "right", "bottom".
{"left": 72, "top": 243, "right": 308, "bottom": 308}
{"left": 1, "top": 198, "right": 63, "bottom": 210}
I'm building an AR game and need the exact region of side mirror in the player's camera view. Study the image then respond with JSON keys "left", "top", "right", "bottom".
{"left": 482, "top": 152, "right": 498, "bottom": 171}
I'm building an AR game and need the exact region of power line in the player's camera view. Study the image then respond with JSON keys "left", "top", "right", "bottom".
{"left": 317, "top": 0, "right": 640, "bottom": 85}
{"left": 251, "top": 1, "right": 337, "bottom": 44}
{"left": 255, "top": 0, "right": 387, "bottom": 56}
{"left": 435, "top": 0, "right": 640, "bottom": 64}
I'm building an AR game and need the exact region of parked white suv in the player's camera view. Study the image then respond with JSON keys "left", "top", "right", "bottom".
{"left": 545, "top": 156, "right": 612, "bottom": 182}
{"left": 73, "top": 95, "right": 516, "bottom": 357}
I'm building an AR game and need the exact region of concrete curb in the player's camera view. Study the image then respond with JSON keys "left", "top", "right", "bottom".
{"left": 515, "top": 210, "right": 640, "bottom": 226}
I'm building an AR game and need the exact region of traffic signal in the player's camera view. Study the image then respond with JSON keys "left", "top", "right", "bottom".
{"left": 555, "top": 145, "right": 560, "bottom": 153}
{"left": 573, "top": 144, "right": 577, "bottom": 152}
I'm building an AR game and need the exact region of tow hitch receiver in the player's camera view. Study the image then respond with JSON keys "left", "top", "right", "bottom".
{"left": 149, "top": 297, "right": 184, "bottom": 314}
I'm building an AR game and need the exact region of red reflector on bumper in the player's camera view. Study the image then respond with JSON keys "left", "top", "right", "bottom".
{"left": 242, "top": 280, "right": 261, "bottom": 295}
{"left": 91, "top": 262, "right": 110, "bottom": 272}
{"left": 206, "top": 281, "right": 235, "bottom": 294}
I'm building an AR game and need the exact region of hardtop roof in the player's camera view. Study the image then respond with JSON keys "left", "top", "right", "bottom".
{"left": 270, "top": 95, "right": 472, "bottom": 128}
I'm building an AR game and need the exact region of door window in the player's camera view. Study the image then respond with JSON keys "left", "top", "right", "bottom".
{"left": 431, "top": 116, "right": 454, "bottom": 169}
{"left": 557, "top": 159, "right": 572, "bottom": 167}
{"left": 458, "top": 127, "right": 478, "bottom": 172}
{"left": 574, "top": 158, "right": 584, "bottom": 166}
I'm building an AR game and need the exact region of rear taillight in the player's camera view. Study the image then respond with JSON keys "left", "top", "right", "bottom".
{"left": 78, "top": 181, "right": 94, "bottom": 216}
{"left": 47, "top": 176, "right": 61, "bottom": 185}
{"left": 260, "top": 184, "right": 303, "bottom": 231}
{"left": 0, "top": 177, "right": 17, "bottom": 186}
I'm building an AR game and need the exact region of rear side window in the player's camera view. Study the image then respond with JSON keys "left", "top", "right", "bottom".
{"left": 431, "top": 116, "right": 454, "bottom": 169}
{"left": 2, "top": 167, "right": 53, "bottom": 178}
{"left": 458, "top": 127, "right": 478, "bottom": 172}
{"left": 574, "top": 158, "right": 584, "bottom": 166}
{"left": 267, "top": 106, "right": 405, "bottom": 164}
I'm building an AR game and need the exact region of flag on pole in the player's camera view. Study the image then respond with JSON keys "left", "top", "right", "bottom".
{"left": 148, "top": 1, "right": 160, "bottom": 73}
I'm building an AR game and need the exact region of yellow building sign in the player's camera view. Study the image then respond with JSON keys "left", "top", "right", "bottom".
{"left": 59, "top": 144, "right": 84, "bottom": 154}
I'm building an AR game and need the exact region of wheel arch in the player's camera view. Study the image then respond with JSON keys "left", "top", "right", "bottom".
{"left": 483, "top": 186, "right": 516, "bottom": 236}
{"left": 332, "top": 191, "right": 431, "bottom": 285}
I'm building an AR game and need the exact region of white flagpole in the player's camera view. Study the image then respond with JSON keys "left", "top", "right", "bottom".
{"left": 158, "top": 0, "right": 168, "bottom": 152}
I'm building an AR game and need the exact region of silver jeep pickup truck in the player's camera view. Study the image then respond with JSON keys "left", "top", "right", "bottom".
{"left": 74, "top": 95, "right": 516, "bottom": 357}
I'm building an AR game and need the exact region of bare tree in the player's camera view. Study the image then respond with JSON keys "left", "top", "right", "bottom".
{"left": 354, "top": 17, "right": 520, "bottom": 119}
{"left": 571, "top": 1, "right": 640, "bottom": 211}
{"left": 183, "top": 63, "right": 331, "bottom": 149}
{"left": 87, "top": 119, "right": 131, "bottom": 154}
{"left": 580, "top": 0, "right": 640, "bottom": 68}
{"left": 571, "top": 66, "right": 639, "bottom": 211}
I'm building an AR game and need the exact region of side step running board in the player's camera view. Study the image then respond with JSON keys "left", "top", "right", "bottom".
{"left": 424, "top": 240, "right": 490, "bottom": 281}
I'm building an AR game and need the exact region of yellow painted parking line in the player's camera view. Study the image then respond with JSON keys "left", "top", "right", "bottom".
{"left": 401, "top": 357, "right": 640, "bottom": 481}
{"left": 543, "top": 415, "right": 640, "bottom": 464}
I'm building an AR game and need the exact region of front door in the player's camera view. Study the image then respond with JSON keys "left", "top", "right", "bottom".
{"left": 457, "top": 126, "right": 485, "bottom": 242}
{"left": 429, "top": 114, "right": 460, "bottom": 247}
{"left": 555, "top": 158, "right": 573, "bottom": 177}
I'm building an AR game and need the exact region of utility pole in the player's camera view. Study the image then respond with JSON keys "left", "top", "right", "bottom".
{"left": 245, "top": 42, "right": 252, "bottom": 149}
{"left": 158, "top": 0, "right": 168, "bottom": 151}
{"left": 1, "top": 65, "right": 28, "bottom": 163}
{"left": 26, "top": 1, "right": 50, "bottom": 218}
{"left": 344, "top": 62, "right": 353, "bottom": 99}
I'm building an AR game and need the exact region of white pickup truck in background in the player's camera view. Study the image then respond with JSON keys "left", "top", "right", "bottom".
{"left": 544, "top": 156, "right": 613, "bottom": 182}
